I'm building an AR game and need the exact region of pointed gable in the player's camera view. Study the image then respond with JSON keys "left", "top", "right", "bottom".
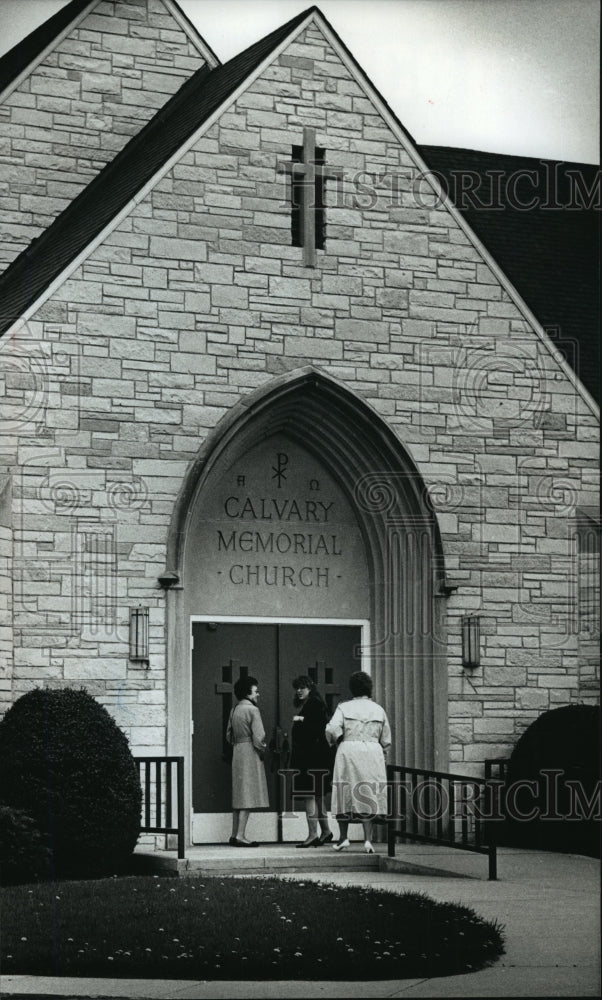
{"left": 0, "top": 0, "right": 218, "bottom": 269}
{"left": 0, "top": 6, "right": 315, "bottom": 332}
{"left": 0, "top": 5, "right": 597, "bottom": 411}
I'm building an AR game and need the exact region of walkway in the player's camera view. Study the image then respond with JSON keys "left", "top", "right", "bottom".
{"left": 1, "top": 845, "right": 599, "bottom": 998}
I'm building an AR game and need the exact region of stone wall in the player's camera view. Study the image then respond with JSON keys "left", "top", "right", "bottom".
{"left": 4, "top": 21, "right": 599, "bottom": 767}
{"left": 0, "top": 0, "right": 208, "bottom": 268}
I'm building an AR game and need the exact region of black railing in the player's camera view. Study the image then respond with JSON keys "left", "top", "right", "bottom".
{"left": 484, "top": 757, "right": 509, "bottom": 782}
{"left": 134, "top": 756, "right": 185, "bottom": 860}
{"left": 387, "top": 764, "right": 498, "bottom": 880}
{"left": 483, "top": 757, "right": 510, "bottom": 851}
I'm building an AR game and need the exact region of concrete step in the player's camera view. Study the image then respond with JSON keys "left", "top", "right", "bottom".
{"left": 133, "top": 844, "right": 472, "bottom": 879}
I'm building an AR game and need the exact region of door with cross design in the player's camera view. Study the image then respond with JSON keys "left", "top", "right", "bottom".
{"left": 191, "top": 620, "right": 362, "bottom": 843}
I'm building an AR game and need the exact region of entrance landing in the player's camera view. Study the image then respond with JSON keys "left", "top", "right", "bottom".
{"left": 133, "top": 843, "right": 474, "bottom": 879}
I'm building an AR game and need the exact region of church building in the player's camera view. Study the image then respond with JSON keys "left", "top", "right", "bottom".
{"left": 0, "top": 0, "right": 599, "bottom": 844}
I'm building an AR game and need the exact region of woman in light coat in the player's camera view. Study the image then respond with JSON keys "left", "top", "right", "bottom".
{"left": 325, "top": 670, "right": 391, "bottom": 853}
{"left": 227, "top": 675, "right": 269, "bottom": 846}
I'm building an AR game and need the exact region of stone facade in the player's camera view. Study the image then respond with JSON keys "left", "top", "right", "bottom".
{"left": 0, "top": 0, "right": 210, "bottom": 266}
{"left": 2, "top": 15, "right": 599, "bottom": 779}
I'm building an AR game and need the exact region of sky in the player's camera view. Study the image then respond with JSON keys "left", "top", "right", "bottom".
{"left": 0, "top": 0, "right": 599, "bottom": 163}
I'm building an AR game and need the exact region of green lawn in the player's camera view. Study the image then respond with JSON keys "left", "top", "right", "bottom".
{"left": 2, "top": 875, "right": 505, "bottom": 980}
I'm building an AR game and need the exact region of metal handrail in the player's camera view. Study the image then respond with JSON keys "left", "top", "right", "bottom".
{"left": 484, "top": 757, "right": 509, "bottom": 781}
{"left": 134, "top": 756, "right": 185, "bottom": 860}
{"left": 387, "top": 763, "right": 498, "bottom": 880}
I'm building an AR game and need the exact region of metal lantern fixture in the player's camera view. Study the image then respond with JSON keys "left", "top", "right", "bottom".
{"left": 461, "top": 615, "right": 480, "bottom": 669}
{"left": 129, "top": 605, "right": 149, "bottom": 663}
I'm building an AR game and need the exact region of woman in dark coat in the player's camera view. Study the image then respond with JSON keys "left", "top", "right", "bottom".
{"left": 290, "top": 675, "right": 334, "bottom": 847}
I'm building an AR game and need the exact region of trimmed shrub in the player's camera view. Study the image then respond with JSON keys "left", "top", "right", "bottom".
{"left": 503, "top": 704, "right": 601, "bottom": 857}
{"left": 0, "top": 687, "right": 141, "bottom": 877}
{"left": 0, "top": 805, "right": 51, "bottom": 885}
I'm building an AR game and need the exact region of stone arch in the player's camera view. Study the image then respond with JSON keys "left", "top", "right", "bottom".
{"left": 166, "top": 367, "right": 449, "bottom": 805}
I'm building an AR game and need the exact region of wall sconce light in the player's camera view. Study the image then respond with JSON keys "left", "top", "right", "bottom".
{"left": 461, "top": 615, "right": 480, "bottom": 669}
{"left": 129, "top": 606, "right": 149, "bottom": 663}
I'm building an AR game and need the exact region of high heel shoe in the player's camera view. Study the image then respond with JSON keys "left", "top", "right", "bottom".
{"left": 364, "top": 840, "right": 375, "bottom": 854}
{"left": 296, "top": 837, "right": 320, "bottom": 848}
{"left": 317, "top": 831, "right": 334, "bottom": 845}
{"left": 333, "top": 838, "right": 350, "bottom": 851}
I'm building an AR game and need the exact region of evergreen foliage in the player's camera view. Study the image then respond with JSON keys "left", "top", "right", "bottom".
{"left": 0, "top": 805, "right": 51, "bottom": 885}
{"left": 0, "top": 687, "right": 141, "bottom": 877}
{"left": 503, "top": 704, "right": 601, "bottom": 856}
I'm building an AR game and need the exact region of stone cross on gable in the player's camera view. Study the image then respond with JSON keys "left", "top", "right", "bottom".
{"left": 278, "top": 127, "right": 343, "bottom": 267}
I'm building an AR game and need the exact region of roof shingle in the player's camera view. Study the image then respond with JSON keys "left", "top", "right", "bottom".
{"left": 419, "top": 146, "right": 600, "bottom": 403}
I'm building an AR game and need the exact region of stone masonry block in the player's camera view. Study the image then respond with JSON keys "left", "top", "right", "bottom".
{"left": 150, "top": 236, "right": 207, "bottom": 261}
{"left": 212, "top": 285, "right": 248, "bottom": 308}
{"left": 81, "top": 72, "right": 121, "bottom": 95}
{"left": 517, "top": 688, "right": 550, "bottom": 710}
{"left": 483, "top": 666, "right": 527, "bottom": 686}
{"left": 384, "top": 232, "right": 429, "bottom": 256}
{"left": 300, "top": 307, "right": 334, "bottom": 327}
{"left": 184, "top": 292, "right": 211, "bottom": 316}
{"left": 386, "top": 270, "right": 413, "bottom": 288}
{"left": 29, "top": 77, "right": 81, "bottom": 99}
{"left": 195, "top": 262, "right": 234, "bottom": 284}
{"left": 338, "top": 319, "right": 389, "bottom": 343}
{"left": 63, "top": 659, "right": 127, "bottom": 680}
{"left": 410, "top": 290, "right": 455, "bottom": 309}
{"left": 473, "top": 717, "right": 516, "bottom": 735}
{"left": 171, "top": 353, "right": 216, "bottom": 375}
{"left": 269, "top": 276, "right": 312, "bottom": 299}
{"left": 462, "top": 743, "right": 513, "bottom": 762}
{"left": 284, "top": 336, "right": 342, "bottom": 359}
{"left": 322, "top": 275, "right": 363, "bottom": 296}
{"left": 377, "top": 288, "right": 409, "bottom": 309}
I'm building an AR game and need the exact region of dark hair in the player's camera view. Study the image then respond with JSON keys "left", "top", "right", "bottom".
{"left": 292, "top": 675, "right": 326, "bottom": 710}
{"left": 234, "top": 675, "right": 258, "bottom": 701}
{"left": 349, "top": 670, "right": 372, "bottom": 697}
{"left": 292, "top": 675, "right": 315, "bottom": 691}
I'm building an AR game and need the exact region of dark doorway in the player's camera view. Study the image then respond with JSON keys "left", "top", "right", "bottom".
{"left": 191, "top": 621, "right": 362, "bottom": 839}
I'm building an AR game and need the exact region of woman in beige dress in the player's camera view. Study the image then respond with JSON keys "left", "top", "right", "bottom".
{"left": 325, "top": 670, "right": 391, "bottom": 853}
{"left": 227, "top": 675, "right": 269, "bottom": 847}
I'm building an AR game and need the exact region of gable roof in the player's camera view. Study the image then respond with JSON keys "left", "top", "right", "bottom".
{"left": 0, "top": 0, "right": 91, "bottom": 95}
{"left": 163, "top": 0, "right": 220, "bottom": 67}
{"left": 0, "top": 5, "right": 597, "bottom": 411}
{"left": 0, "top": 5, "right": 314, "bottom": 337}
{"left": 0, "top": 0, "right": 220, "bottom": 99}
{"left": 419, "top": 147, "right": 600, "bottom": 404}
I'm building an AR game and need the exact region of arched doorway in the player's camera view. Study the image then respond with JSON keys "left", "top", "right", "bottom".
{"left": 164, "top": 368, "right": 448, "bottom": 844}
